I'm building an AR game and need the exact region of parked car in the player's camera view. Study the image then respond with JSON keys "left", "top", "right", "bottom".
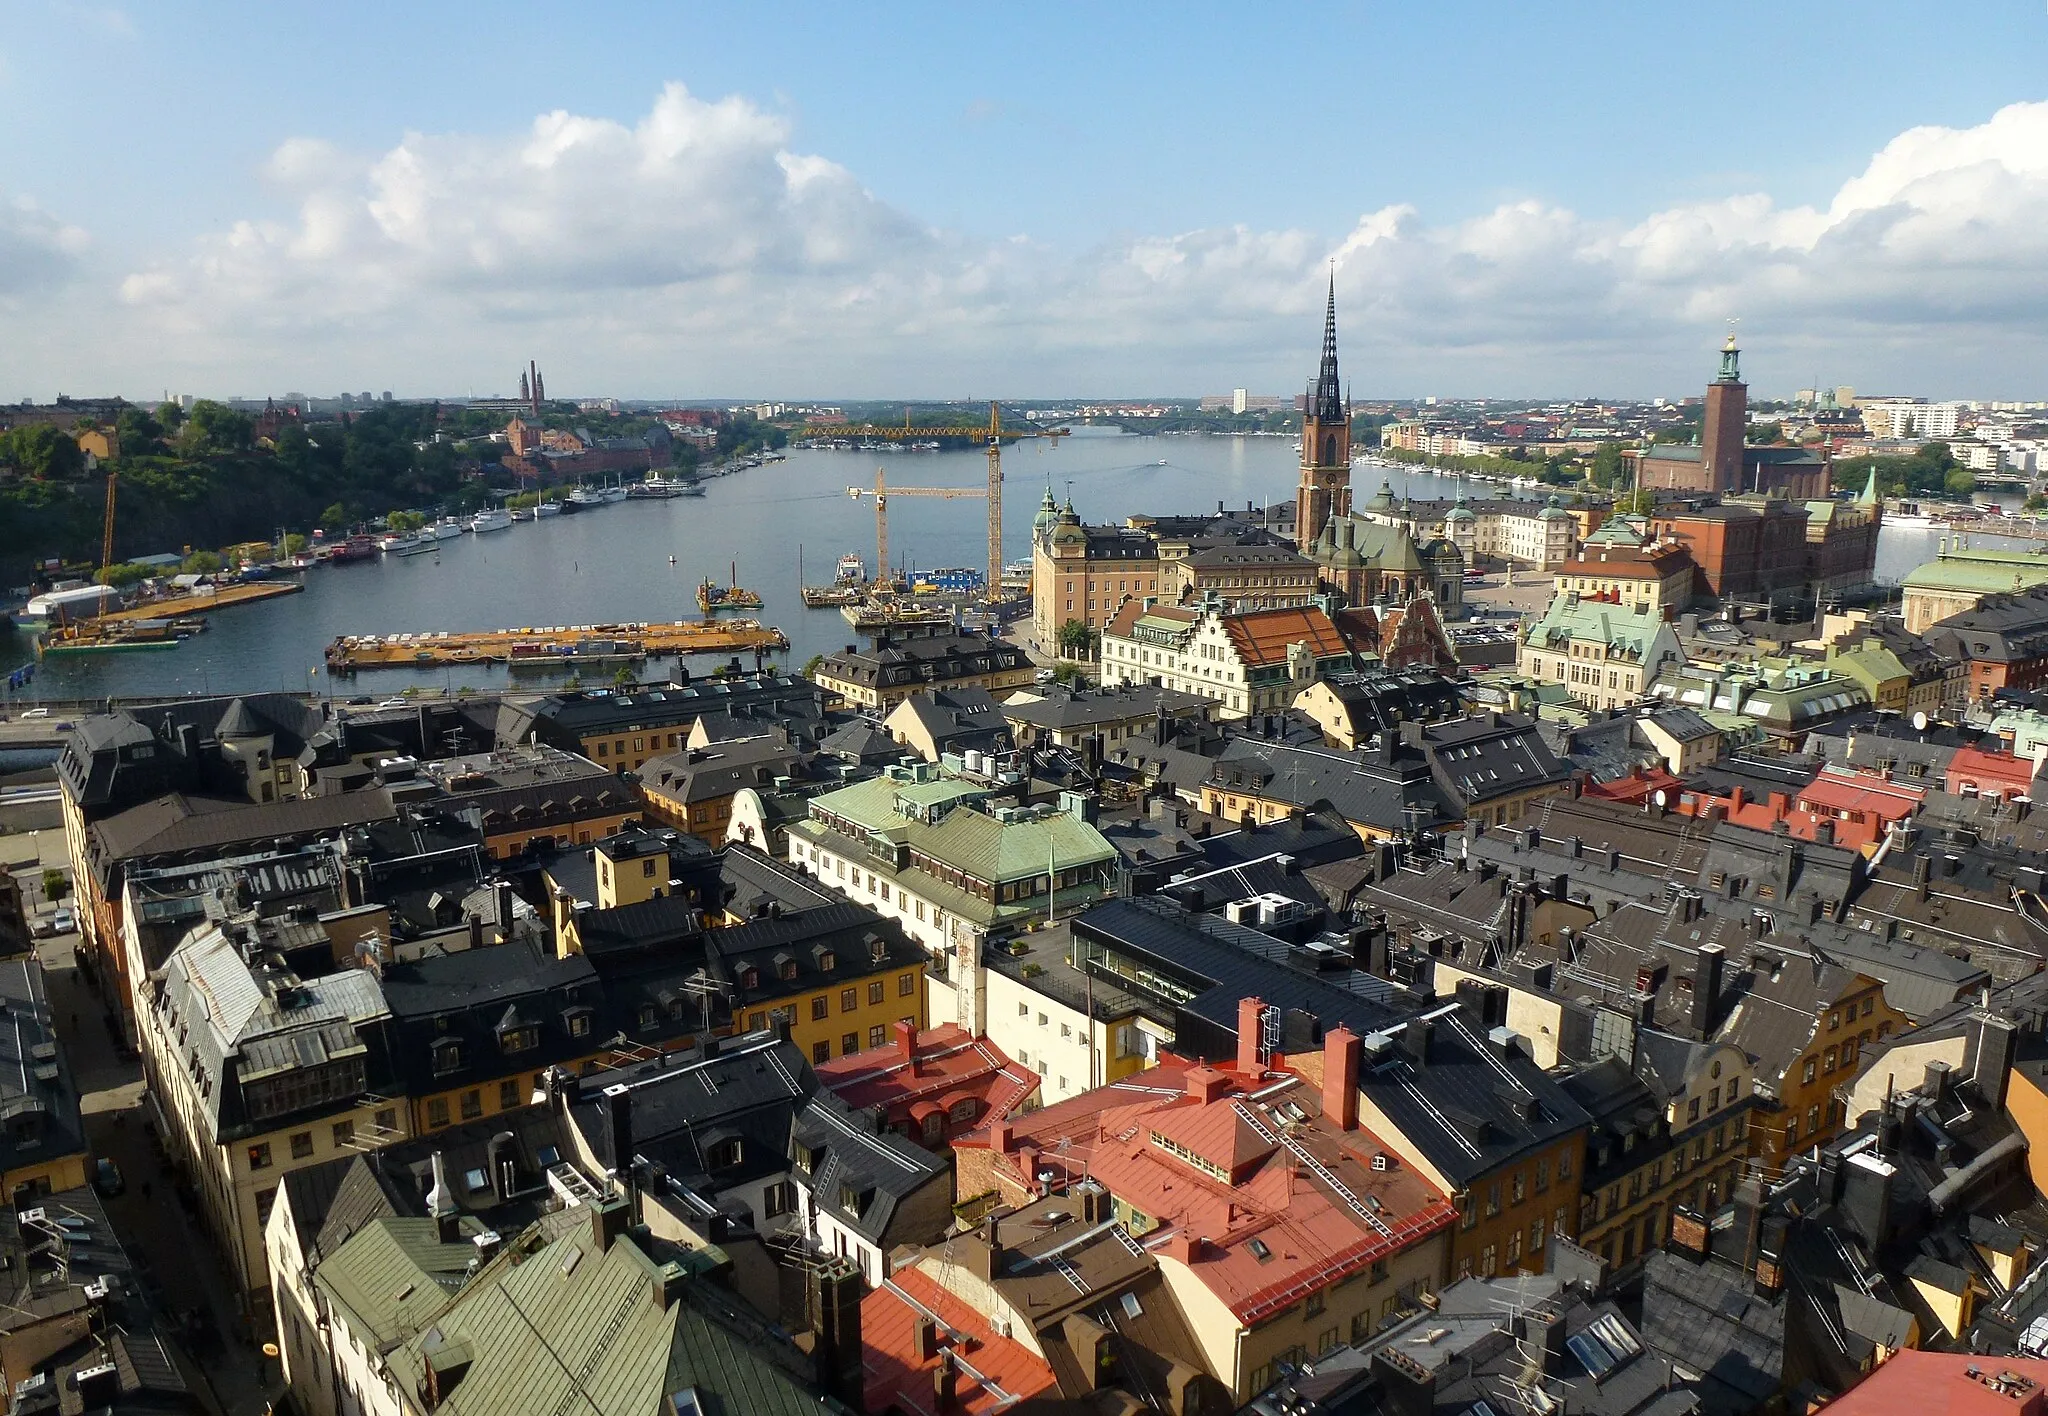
{"left": 92, "top": 1158, "right": 124, "bottom": 1198}
{"left": 50, "top": 908, "right": 75, "bottom": 935}
{"left": 20, "top": 708, "right": 49, "bottom": 719}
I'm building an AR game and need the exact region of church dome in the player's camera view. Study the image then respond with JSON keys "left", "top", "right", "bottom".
{"left": 1363, "top": 478, "right": 1399, "bottom": 514}
{"left": 1032, "top": 486, "right": 1060, "bottom": 538}
{"left": 1539, "top": 494, "right": 1573, "bottom": 522}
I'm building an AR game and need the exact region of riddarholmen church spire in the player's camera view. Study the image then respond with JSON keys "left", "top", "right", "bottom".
{"left": 1294, "top": 270, "right": 1355, "bottom": 548}
{"left": 1308, "top": 271, "right": 1345, "bottom": 423}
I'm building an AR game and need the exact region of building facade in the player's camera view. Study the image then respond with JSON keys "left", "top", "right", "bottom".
{"left": 1100, "top": 599, "right": 1357, "bottom": 718}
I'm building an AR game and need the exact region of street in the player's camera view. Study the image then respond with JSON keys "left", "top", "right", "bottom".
{"left": 33, "top": 919, "right": 279, "bottom": 1416}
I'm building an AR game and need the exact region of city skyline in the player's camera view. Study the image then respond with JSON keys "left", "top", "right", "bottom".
{"left": 4, "top": 2, "right": 2048, "bottom": 401}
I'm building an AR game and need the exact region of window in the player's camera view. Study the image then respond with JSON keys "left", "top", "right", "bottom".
{"left": 813, "top": 1040, "right": 831, "bottom": 1063}
{"left": 841, "top": 988, "right": 858, "bottom": 1013}
{"left": 499, "top": 1026, "right": 538, "bottom": 1055}
{"left": 290, "top": 1131, "right": 314, "bottom": 1160}
{"left": 257, "top": 1185, "right": 278, "bottom": 1225}
{"left": 741, "top": 968, "right": 760, "bottom": 990}
{"left": 898, "top": 972, "right": 916, "bottom": 997}
{"left": 460, "top": 1090, "right": 483, "bottom": 1121}
{"left": 868, "top": 980, "right": 885, "bottom": 1005}
{"left": 332, "top": 1120, "right": 355, "bottom": 1149}
{"left": 843, "top": 1032, "right": 859, "bottom": 1055}
{"left": 812, "top": 997, "right": 830, "bottom": 1021}
{"left": 1802, "top": 1058, "right": 1817, "bottom": 1085}
{"left": 499, "top": 1079, "right": 520, "bottom": 1110}
{"left": 868, "top": 1025, "right": 886, "bottom": 1048}
{"left": 428, "top": 1098, "right": 450, "bottom": 1128}
{"left": 1481, "top": 1244, "right": 1498, "bottom": 1277}
{"left": 376, "top": 1108, "right": 396, "bottom": 1134}
{"left": 1558, "top": 1152, "right": 1573, "bottom": 1182}
{"left": 1305, "top": 1292, "right": 1325, "bottom": 1318}
{"left": 765, "top": 1181, "right": 796, "bottom": 1218}
{"left": 1535, "top": 1159, "right": 1549, "bottom": 1193}
{"left": 1807, "top": 1104, "right": 1821, "bottom": 1132}
{"left": 1486, "top": 1183, "right": 1501, "bottom": 1218}
{"left": 1861, "top": 997, "right": 1874, "bottom": 1017}
{"left": 432, "top": 1039, "right": 463, "bottom": 1076}
{"left": 248, "top": 1143, "right": 273, "bottom": 1171}
{"left": 567, "top": 1010, "right": 591, "bottom": 1038}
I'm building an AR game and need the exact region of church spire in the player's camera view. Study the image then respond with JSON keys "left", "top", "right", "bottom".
{"left": 1308, "top": 271, "right": 1344, "bottom": 422}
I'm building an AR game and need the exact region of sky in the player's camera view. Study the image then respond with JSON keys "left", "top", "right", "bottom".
{"left": 4, "top": 1, "right": 2048, "bottom": 403}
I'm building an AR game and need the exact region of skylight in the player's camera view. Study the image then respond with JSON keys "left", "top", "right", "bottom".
{"left": 1247, "top": 1238, "right": 1272, "bottom": 1261}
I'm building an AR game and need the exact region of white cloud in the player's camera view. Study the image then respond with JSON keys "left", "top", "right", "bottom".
{"left": 20, "top": 89, "right": 2048, "bottom": 396}
{"left": 0, "top": 195, "right": 87, "bottom": 295}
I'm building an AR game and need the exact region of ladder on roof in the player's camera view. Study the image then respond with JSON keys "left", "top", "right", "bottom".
{"left": 1231, "top": 1101, "right": 1394, "bottom": 1240}
{"left": 1051, "top": 1255, "right": 1089, "bottom": 1294}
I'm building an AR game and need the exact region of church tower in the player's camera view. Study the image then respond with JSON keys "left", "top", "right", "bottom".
{"left": 1702, "top": 333, "right": 1747, "bottom": 492}
{"left": 1295, "top": 276, "right": 1352, "bottom": 548}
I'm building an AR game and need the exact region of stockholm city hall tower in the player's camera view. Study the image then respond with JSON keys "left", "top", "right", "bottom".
{"left": 1294, "top": 275, "right": 1352, "bottom": 548}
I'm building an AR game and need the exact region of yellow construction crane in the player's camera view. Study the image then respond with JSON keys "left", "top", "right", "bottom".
{"left": 848, "top": 468, "right": 984, "bottom": 588}
{"left": 100, "top": 473, "right": 117, "bottom": 569}
{"left": 831, "top": 402, "right": 1068, "bottom": 599}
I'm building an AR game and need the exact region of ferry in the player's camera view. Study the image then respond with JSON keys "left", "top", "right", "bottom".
{"left": 395, "top": 536, "right": 438, "bottom": 557}
{"left": 470, "top": 507, "right": 513, "bottom": 533}
{"left": 698, "top": 563, "right": 765, "bottom": 614}
{"left": 327, "top": 535, "right": 379, "bottom": 564}
{"left": 564, "top": 487, "right": 606, "bottom": 510}
{"left": 836, "top": 552, "right": 866, "bottom": 584}
{"left": 374, "top": 532, "right": 412, "bottom": 552}
{"left": 428, "top": 516, "right": 467, "bottom": 540}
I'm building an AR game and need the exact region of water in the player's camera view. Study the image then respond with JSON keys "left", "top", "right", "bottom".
{"left": 0, "top": 426, "right": 1967, "bottom": 702}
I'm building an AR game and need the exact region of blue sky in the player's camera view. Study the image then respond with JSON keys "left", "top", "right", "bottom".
{"left": 5, "top": 1, "right": 2048, "bottom": 400}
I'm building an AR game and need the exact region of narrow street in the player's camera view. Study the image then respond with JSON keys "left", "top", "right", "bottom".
{"left": 36, "top": 924, "right": 279, "bottom": 1416}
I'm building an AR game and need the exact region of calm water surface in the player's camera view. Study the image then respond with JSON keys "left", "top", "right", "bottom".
{"left": 0, "top": 426, "right": 1978, "bottom": 701}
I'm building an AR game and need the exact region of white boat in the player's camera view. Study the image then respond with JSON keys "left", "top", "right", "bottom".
{"left": 470, "top": 507, "right": 513, "bottom": 533}
{"left": 836, "top": 552, "right": 866, "bottom": 584}
{"left": 393, "top": 535, "right": 437, "bottom": 556}
{"left": 599, "top": 485, "right": 627, "bottom": 504}
{"left": 534, "top": 500, "right": 561, "bottom": 518}
{"left": 375, "top": 532, "right": 413, "bottom": 551}
{"left": 428, "top": 516, "right": 466, "bottom": 540}
{"left": 511, "top": 507, "right": 535, "bottom": 522}
{"left": 565, "top": 488, "right": 606, "bottom": 509}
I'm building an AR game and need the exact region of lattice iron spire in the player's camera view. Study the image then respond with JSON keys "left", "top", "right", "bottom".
{"left": 1308, "top": 270, "right": 1344, "bottom": 422}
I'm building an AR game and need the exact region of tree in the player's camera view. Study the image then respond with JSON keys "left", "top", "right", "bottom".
{"left": 94, "top": 562, "right": 152, "bottom": 588}
{"left": 155, "top": 401, "right": 186, "bottom": 434}
{"left": 0, "top": 424, "right": 85, "bottom": 480}
{"left": 180, "top": 400, "right": 253, "bottom": 455}
{"left": 799, "top": 653, "right": 825, "bottom": 679}
{"left": 1590, "top": 441, "right": 1627, "bottom": 489}
{"left": 318, "top": 503, "right": 348, "bottom": 532}
{"left": 115, "top": 407, "right": 163, "bottom": 456}
{"left": 1056, "top": 618, "right": 1098, "bottom": 660}
{"left": 283, "top": 533, "right": 309, "bottom": 555}
{"left": 1945, "top": 468, "right": 1977, "bottom": 498}
{"left": 182, "top": 550, "right": 222, "bottom": 573}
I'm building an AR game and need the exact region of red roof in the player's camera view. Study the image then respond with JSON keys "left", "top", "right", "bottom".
{"left": 1822, "top": 1349, "right": 2048, "bottom": 1415}
{"left": 815, "top": 1023, "right": 1038, "bottom": 1133}
{"left": 970, "top": 1061, "right": 1456, "bottom": 1324}
{"left": 1947, "top": 746, "right": 2038, "bottom": 799}
{"left": 1582, "top": 765, "right": 1685, "bottom": 806}
{"left": 861, "top": 1267, "right": 1059, "bottom": 1416}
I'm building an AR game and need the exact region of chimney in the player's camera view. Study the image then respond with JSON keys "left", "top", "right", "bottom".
{"left": 894, "top": 1018, "right": 919, "bottom": 1074}
{"left": 1970, "top": 1009, "right": 2019, "bottom": 1111}
{"left": 487, "top": 1131, "right": 518, "bottom": 1202}
{"left": 933, "top": 1351, "right": 959, "bottom": 1411}
{"left": 427, "top": 1151, "right": 461, "bottom": 1243}
{"left": 809, "top": 1256, "right": 865, "bottom": 1403}
{"left": 915, "top": 1318, "right": 941, "bottom": 1361}
{"left": 1814, "top": 819, "right": 1836, "bottom": 847}
{"left": 589, "top": 1193, "right": 631, "bottom": 1253}
{"left": 1369, "top": 1349, "right": 1437, "bottom": 1416}
{"left": 466, "top": 911, "right": 484, "bottom": 951}
{"left": 604, "top": 1083, "right": 634, "bottom": 1183}
{"left": 1184, "top": 1065, "right": 1230, "bottom": 1104}
{"left": 494, "top": 880, "right": 517, "bottom": 937}
{"left": 1925, "top": 1058, "right": 1954, "bottom": 1103}
{"left": 1401, "top": 1016, "right": 1432, "bottom": 1065}
{"left": 1324, "top": 1026, "right": 1361, "bottom": 1131}
{"left": 1688, "top": 944, "right": 1724, "bottom": 1039}
{"left": 1915, "top": 851, "right": 1933, "bottom": 899}
{"left": 991, "top": 1120, "right": 1013, "bottom": 1154}
{"left": 1237, "top": 996, "right": 1267, "bottom": 1076}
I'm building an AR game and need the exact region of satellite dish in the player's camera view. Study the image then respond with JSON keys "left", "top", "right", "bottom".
{"left": 1912, "top": 711, "right": 1929, "bottom": 732}
{"left": 1652, "top": 789, "right": 1668, "bottom": 807}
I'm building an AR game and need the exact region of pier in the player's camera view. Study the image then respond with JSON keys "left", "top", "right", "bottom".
{"left": 324, "top": 619, "right": 789, "bottom": 673}
{"left": 95, "top": 580, "right": 305, "bottom": 622}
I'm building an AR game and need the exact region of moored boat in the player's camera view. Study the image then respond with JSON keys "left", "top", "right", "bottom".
{"left": 470, "top": 507, "right": 513, "bottom": 532}
{"left": 698, "top": 562, "right": 765, "bottom": 614}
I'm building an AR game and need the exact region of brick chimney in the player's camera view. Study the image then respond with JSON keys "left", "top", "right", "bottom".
{"left": 894, "top": 1018, "right": 919, "bottom": 1075}
{"left": 1324, "top": 1026, "right": 1361, "bottom": 1131}
{"left": 1237, "top": 996, "right": 1267, "bottom": 1076}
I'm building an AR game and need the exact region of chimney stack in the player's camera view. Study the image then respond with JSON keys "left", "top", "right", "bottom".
{"left": 1324, "top": 1026, "right": 1361, "bottom": 1131}
{"left": 427, "top": 1151, "right": 461, "bottom": 1243}
{"left": 1237, "top": 996, "right": 1268, "bottom": 1076}
{"left": 895, "top": 1018, "right": 919, "bottom": 1075}
{"left": 1970, "top": 1008, "right": 2019, "bottom": 1111}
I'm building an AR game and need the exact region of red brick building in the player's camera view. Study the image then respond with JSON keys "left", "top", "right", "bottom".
{"left": 1650, "top": 499, "right": 1810, "bottom": 600}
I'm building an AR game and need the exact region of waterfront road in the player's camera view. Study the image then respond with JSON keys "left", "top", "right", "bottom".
{"left": 37, "top": 926, "right": 278, "bottom": 1416}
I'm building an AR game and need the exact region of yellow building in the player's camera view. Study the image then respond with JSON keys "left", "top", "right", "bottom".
{"left": 812, "top": 633, "right": 1037, "bottom": 712}
{"left": 0, "top": 959, "right": 89, "bottom": 1205}
{"left": 1030, "top": 493, "right": 1163, "bottom": 649}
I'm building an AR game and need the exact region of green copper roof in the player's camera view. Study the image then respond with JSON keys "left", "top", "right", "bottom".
{"left": 314, "top": 1217, "right": 477, "bottom": 1354}
{"left": 1525, "top": 594, "right": 1676, "bottom": 660}
{"left": 1902, "top": 549, "right": 2048, "bottom": 596}
{"left": 801, "top": 769, "right": 1116, "bottom": 886}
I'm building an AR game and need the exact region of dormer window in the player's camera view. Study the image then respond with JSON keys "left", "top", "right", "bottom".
{"left": 499, "top": 1026, "right": 538, "bottom": 1055}
{"left": 709, "top": 1138, "right": 744, "bottom": 1169}
{"left": 638, "top": 1004, "right": 658, "bottom": 1030}
{"left": 819, "top": 951, "right": 836, "bottom": 972}
{"left": 432, "top": 1038, "right": 463, "bottom": 1076}
{"left": 741, "top": 968, "right": 760, "bottom": 990}
{"left": 778, "top": 958, "right": 798, "bottom": 982}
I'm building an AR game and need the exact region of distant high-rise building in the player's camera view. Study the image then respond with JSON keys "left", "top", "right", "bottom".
{"left": 1294, "top": 277, "right": 1352, "bottom": 549}
{"left": 1232, "top": 387, "right": 1249, "bottom": 415}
